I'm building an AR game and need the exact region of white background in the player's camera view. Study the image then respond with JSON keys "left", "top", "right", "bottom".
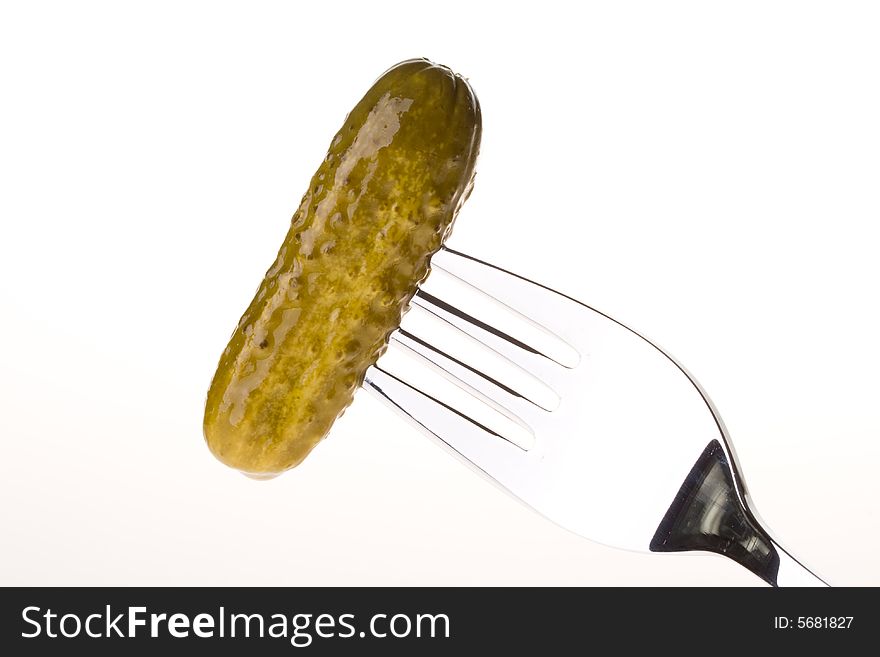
{"left": 1, "top": 1, "right": 878, "bottom": 586}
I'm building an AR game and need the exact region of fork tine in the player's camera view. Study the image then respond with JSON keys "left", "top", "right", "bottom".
{"left": 397, "top": 303, "right": 560, "bottom": 416}
{"left": 414, "top": 271, "right": 583, "bottom": 390}
{"left": 364, "top": 343, "right": 533, "bottom": 473}
{"left": 430, "top": 246, "right": 596, "bottom": 355}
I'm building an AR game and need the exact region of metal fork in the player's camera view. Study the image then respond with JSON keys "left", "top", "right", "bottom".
{"left": 363, "top": 245, "right": 828, "bottom": 587}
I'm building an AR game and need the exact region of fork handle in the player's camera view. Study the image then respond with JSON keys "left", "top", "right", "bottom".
{"left": 770, "top": 539, "right": 828, "bottom": 586}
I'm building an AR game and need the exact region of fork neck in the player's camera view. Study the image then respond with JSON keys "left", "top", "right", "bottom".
{"left": 649, "top": 440, "right": 827, "bottom": 587}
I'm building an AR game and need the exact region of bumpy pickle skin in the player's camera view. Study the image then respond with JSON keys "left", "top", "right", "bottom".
{"left": 204, "top": 59, "right": 482, "bottom": 475}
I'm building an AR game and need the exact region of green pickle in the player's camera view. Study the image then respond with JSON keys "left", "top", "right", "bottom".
{"left": 204, "top": 59, "right": 482, "bottom": 475}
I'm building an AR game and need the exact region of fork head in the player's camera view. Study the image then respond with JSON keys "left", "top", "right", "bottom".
{"left": 363, "top": 246, "right": 824, "bottom": 585}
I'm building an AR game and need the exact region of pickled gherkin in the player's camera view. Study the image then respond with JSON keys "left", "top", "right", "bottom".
{"left": 204, "top": 59, "right": 482, "bottom": 475}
